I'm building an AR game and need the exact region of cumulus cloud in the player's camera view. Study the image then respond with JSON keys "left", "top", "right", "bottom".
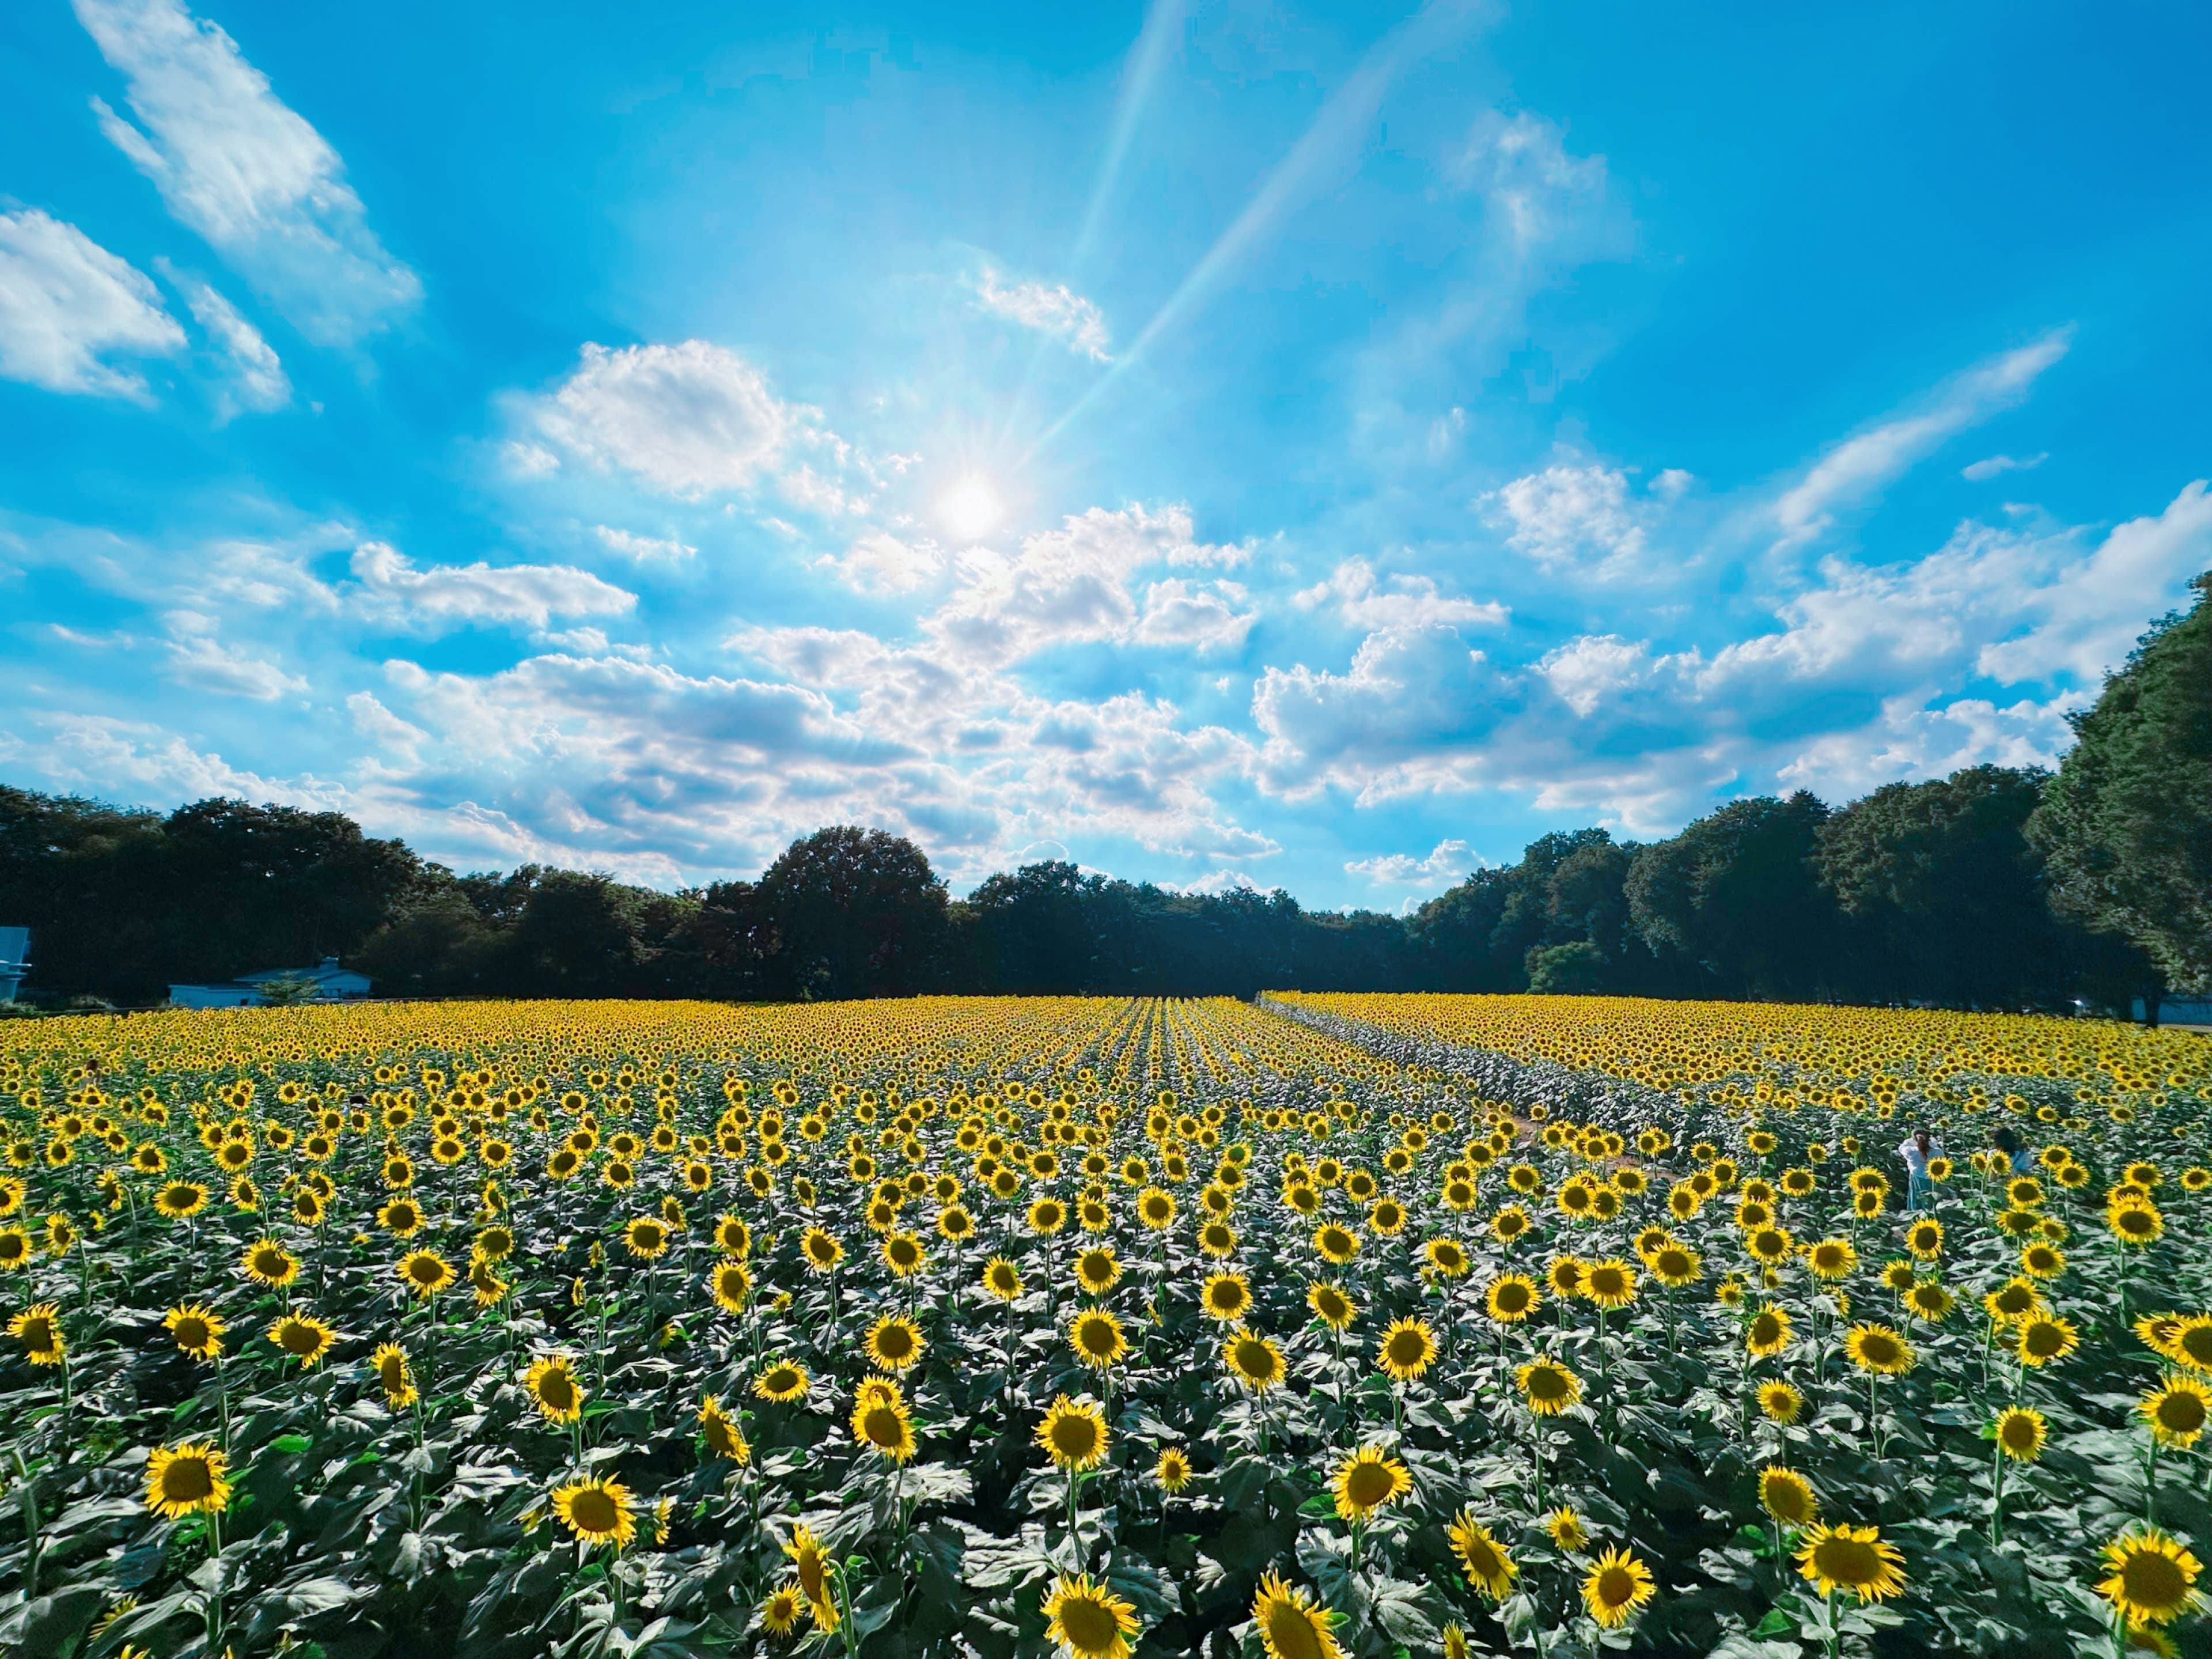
{"left": 531, "top": 340, "right": 793, "bottom": 498}
{"left": 1133, "top": 579, "right": 1255, "bottom": 652}
{"left": 1773, "top": 329, "right": 2071, "bottom": 550}
{"left": 1482, "top": 463, "right": 1673, "bottom": 577}
{"left": 0, "top": 209, "right": 184, "bottom": 398}
{"left": 157, "top": 259, "right": 287, "bottom": 417}
{"left": 1345, "top": 837, "right": 1474, "bottom": 887}
{"left": 1294, "top": 558, "right": 1507, "bottom": 630}
{"left": 1776, "top": 693, "right": 2081, "bottom": 802}
{"left": 974, "top": 267, "right": 1112, "bottom": 361}
{"left": 593, "top": 525, "right": 696, "bottom": 563}
{"left": 820, "top": 529, "right": 944, "bottom": 594}
{"left": 349, "top": 541, "right": 637, "bottom": 634}
{"left": 927, "top": 503, "right": 1250, "bottom": 664}
{"left": 75, "top": 0, "right": 419, "bottom": 343}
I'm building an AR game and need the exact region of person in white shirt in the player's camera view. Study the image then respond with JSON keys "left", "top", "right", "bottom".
{"left": 1897, "top": 1128, "right": 1943, "bottom": 1211}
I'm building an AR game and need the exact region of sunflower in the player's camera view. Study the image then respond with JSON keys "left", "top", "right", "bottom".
{"left": 1805, "top": 1238, "right": 1857, "bottom": 1281}
{"left": 525, "top": 1353, "right": 586, "bottom": 1423}
{"left": 1649, "top": 1245, "right": 1702, "bottom": 1287}
{"left": 2014, "top": 1314, "right": 2078, "bottom": 1368}
{"left": 1844, "top": 1323, "right": 1914, "bottom": 1376}
{"left": 1759, "top": 1467, "right": 1818, "bottom": 1527}
{"left": 1074, "top": 1247, "right": 1121, "bottom": 1294}
{"left": 2097, "top": 1529, "right": 2203, "bottom": 1628}
{"left": 1302, "top": 1222, "right": 1357, "bottom": 1265}
{"left": 1252, "top": 1573, "right": 1342, "bottom": 1659}
{"left": 372, "top": 1342, "right": 417, "bottom": 1408}
{"left": 376, "top": 1197, "right": 423, "bottom": 1236}
{"left": 1486, "top": 1274, "right": 1540, "bottom": 1323}
{"left": 1984, "top": 1278, "right": 2043, "bottom": 1325}
{"left": 1037, "top": 1394, "right": 1109, "bottom": 1472}
{"left": 1759, "top": 1381, "right": 1805, "bottom": 1423}
{"left": 699, "top": 1393, "right": 751, "bottom": 1463}
{"left": 1155, "top": 1446, "right": 1193, "bottom": 1493}
{"left": 1198, "top": 1221, "right": 1238, "bottom": 1257}
{"left": 164, "top": 1302, "right": 225, "bottom": 1362}
{"left": 1028, "top": 1197, "right": 1069, "bottom": 1236}
{"left": 1582, "top": 1258, "right": 1638, "bottom": 1309}
{"left": 1545, "top": 1507, "right": 1589, "bottom": 1551}
{"left": 240, "top": 1237, "right": 301, "bottom": 1287}
{"left": 850, "top": 1377, "right": 918, "bottom": 1462}
{"left": 268, "top": 1312, "right": 337, "bottom": 1368}
{"left": 1308, "top": 1281, "right": 1357, "bottom": 1331}
{"left": 1492, "top": 1205, "right": 1532, "bottom": 1244}
{"left": 145, "top": 1441, "right": 231, "bottom": 1518}
{"left": 710, "top": 1260, "right": 753, "bottom": 1315}
{"left": 2108, "top": 1202, "right": 2164, "bottom": 1248}
{"left": 1902, "top": 1278, "right": 1954, "bottom": 1322}
{"left": 1331, "top": 1444, "right": 1410, "bottom": 1521}
{"left": 982, "top": 1256, "right": 1024, "bottom": 1301}
{"left": 760, "top": 1586, "right": 808, "bottom": 1637}
{"left": 1375, "top": 1317, "right": 1437, "bottom": 1382}
{"left": 801, "top": 1227, "right": 844, "bottom": 1272}
{"left": 1904, "top": 1218, "right": 1944, "bottom": 1260}
{"left": 2172, "top": 1317, "right": 2212, "bottom": 1373}
{"left": 2019, "top": 1241, "right": 2065, "bottom": 1279}
{"left": 1070, "top": 1308, "right": 1128, "bottom": 1370}
{"left": 9, "top": 1303, "right": 63, "bottom": 1366}
{"left": 785, "top": 1522, "right": 839, "bottom": 1627}
{"left": 856, "top": 1313, "right": 923, "bottom": 1373}
{"left": 2142, "top": 1378, "right": 2212, "bottom": 1449}
{"left": 714, "top": 1214, "right": 752, "bottom": 1256}
{"left": 623, "top": 1217, "right": 671, "bottom": 1260}
{"left": 1993, "top": 1405, "right": 2046, "bottom": 1462}
{"left": 755, "top": 1359, "right": 809, "bottom": 1403}
{"left": 396, "top": 1249, "right": 455, "bottom": 1298}
{"left": 1043, "top": 1573, "right": 1141, "bottom": 1659}
{"left": 1746, "top": 1305, "right": 1794, "bottom": 1358}
{"left": 1225, "top": 1330, "right": 1287, "bottom": 1392}
{"left": 1448, "top": 1510, "right": 1518, "bottom": 1600}
{"left": 551, "top": 1475, "right": 637, "bottom": 1548}
{"left": 1547, "top": 1256, "right": 1585, "bottom": 1298}
{"left": 1796, "top": 1523, "right": 1907, "bottom": 1603}
{"left": 1518, "top": 1357, "right": 1584, "bottom": 1415}
{"left": 1581, "top": 1547, "right": 1657, "bottom": 1628}
{"left": 154, "top": 1181, "right": 209, "bottom": 1219}
{"left": 1202, "top": 1272, "right": 1253, "bottom": 1324}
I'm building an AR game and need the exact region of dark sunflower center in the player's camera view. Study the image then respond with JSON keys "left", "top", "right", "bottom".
{"left": 163, "top": 1457, "right": 214, "bottom": 1501}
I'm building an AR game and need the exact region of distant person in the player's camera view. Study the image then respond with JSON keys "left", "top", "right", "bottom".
{"left": 1897, "top": 1128, "right": 1944, "bottom": 1211}
{"left": 1991, "top": 1125, "right": 2035, "bottom": 1177}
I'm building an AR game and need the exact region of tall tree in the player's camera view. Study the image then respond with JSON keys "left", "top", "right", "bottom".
{"left": 2028, "top": 573, "right": 2212, "bottom": 997}
{"left": 1817, "top": 766, "right": 2071, "bottom": 1007}
{"left": 1626, "top": 793, "right": 1836, "bottom": 998}
{"left": 753, "top": 826, "right": 950, "bottom": 999}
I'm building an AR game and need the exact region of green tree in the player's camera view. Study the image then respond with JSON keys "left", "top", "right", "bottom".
{"left": 1626, "top": 793, "right": 1836, "bottom": 998}
{"left": 2027, "top": 574, "right": 2212, "bottom": 996}
{"left": 754, "top": 826, "right": 950, "bottom": 999}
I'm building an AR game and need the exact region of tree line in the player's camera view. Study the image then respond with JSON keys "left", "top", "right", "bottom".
{"left": 3, "top": 571, "right": 2203, "bottom": 1016}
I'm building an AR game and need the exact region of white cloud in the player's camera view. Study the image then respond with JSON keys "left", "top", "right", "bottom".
{"left": 0, "top": 209, "right": 184, "bottom": 399}
{"left": 1454, "top": 109, "right": 1615, "bottom": 257}
{"left": 1962, "top": 452, "right": 2047, "bottom": 482}
{"left": 974, "top": 267, "right": 1112, "bottom": 361}
{"left": 349, "top": 541, "right": 638, "bottom": 634}
{"left": 1294, "top": 557, "right": 1507, "bottom": 630}
{"left": 75, "top": 0, "right": 419, "bottom": 344}
{"left": 1777, "top": 692, "right": 2081, "bottom": 802}
{"left": 1774, "top": 330, "right": 2071, "bottom": 550}
{"left": 346, "top": 690, "right": 427, "bottom": 762}
{"left": 157, "top": 260, "right": 287, "bottom": 417}
{"left": 1483, "top": 463, "right": 1666, "bottom": 577}
{"left": 820, "top": 529, "right": 944, "bottom": 594}
{"left": 1540, "top": 634, "right": 1672, "bottom": 717}
{"left": 593, "top": 525, "right": 696, "bottom": 563}
{"left": 1133, "top": 578, "right": 1255, "bottom": 652}
{"left": 159, "top": 608, "right": 305, "bottom": 699}
{"left": 532, "top": 341, "right": 793, "bottom": 498}
{"left": 927, "top": 503, "right": 1249, "bottom": 664}
{"left": 1346, "top": 837, "right": 1473, "bottom": 888}
{"left": 501, "top": 440, "right": 560, "bottom": 478}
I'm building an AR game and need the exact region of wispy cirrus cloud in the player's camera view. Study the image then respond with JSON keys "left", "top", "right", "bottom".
{"left": 974, "top": 267, "right": 1112, "bottom": 361}
{"left": 75, "top": 0, "right": 420, "bottom": 345}
{"left": 0, "top": 209, "right": 184, "bottom": 399}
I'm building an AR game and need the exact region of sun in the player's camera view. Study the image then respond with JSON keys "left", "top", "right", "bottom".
{"left": 936, "top": 472, "right": 1005, "bottom": 542}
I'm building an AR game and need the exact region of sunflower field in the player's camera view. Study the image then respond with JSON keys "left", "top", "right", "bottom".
{"left": 1, "top": 993, "right": 2210, "bottom": 1659}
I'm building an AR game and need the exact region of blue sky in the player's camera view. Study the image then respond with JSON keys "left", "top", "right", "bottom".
{"left": 2, "top": 0, "right": 2210, "bottom": 909}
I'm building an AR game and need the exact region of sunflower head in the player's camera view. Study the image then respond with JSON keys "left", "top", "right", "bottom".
{"left": 1448, "top": 1510, "right": 1518, "bottom": 1600}
{"left": 1759, "top": 1467, "right": 1817, "bottom": 1527}
{"left": 2097, "top": 1529, "right": 2203, "bottom": 1629}
{"left": 1307, "top": 1280, "right": 1357, "bottom": 1331}
{"left": 1992, "top": 1405, "right": 2046, "bottom": 1462}
{"left": 551, "top": 1475, "right": 637, "bottom": 1549}
{"left": 9, "top": 1302, "right": 63, "bottom": 1365}
{"left": 1518, "top": 1357, "right": 1584, "bottom": 1415}
{"left": 1042, "top": 1573, "right": 1140, "bottom": 1659}
{"left": 1036, "top": 1394, "right": 1109, "bottom": 1472}
{"left": 1154, "top": 1446, "right": 1193, "bottom": 1493}
{"left": 1796, "top": 1522, "right": 1907, "bottom": 1604}
{"left": 145, "top": 1441, "right": 232, "bottom": 1518}
{"left": 1252, "top": 1573, "right": 1342, "bottom": 1659}
{"left": 1376, "top": 1317, "right": 1437, "bottom": 1382}
{"left": 525, "top": 1353, "right": 586, "bottom": 1422}
{"left": 1581, "top": 1547, "right": 1656, "bottom": 1628}
{"left": 268, "top": 1312, "right": 336, "bottom": 1367}
{"left": 1331, "top": 1444, "right": 1410, "bottom": 1520}
{"left": 2143, "top": 1380, "right": 2212, "bottom": 1449}
{"left": 1202, "top": 1272, "right": 1252, "bottom": 1324}
{"left": 864, "top": 1315, "right": 925, "bottom": 1372}
{"left": 164, "top": 1302, "right": 225, "bottom": 1362}
{"left": 1226, "top": 1330, "right": 1287, "bottom": 1393}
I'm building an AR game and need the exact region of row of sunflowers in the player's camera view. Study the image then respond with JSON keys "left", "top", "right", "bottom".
{"left": 0, "top": 991, "right": 2209, "bottom": 1659}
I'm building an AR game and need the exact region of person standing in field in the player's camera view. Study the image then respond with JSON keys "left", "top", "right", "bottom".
{"left": 1897, "top": 1127, "right": 1943, "bottom": 1211}
{"left": 1991, "top": 1124, "right": 2035, "bottom": 1176}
